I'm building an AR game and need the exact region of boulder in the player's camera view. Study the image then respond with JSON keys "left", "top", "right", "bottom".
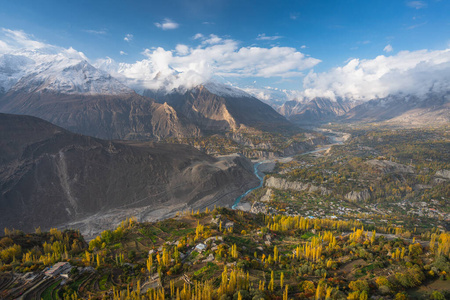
{"left": 435, "top": 170, "right": 450, "bottom": 179}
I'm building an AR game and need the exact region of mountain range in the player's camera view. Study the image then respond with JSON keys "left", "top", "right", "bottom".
{"left": 278, "top": 97, "right": 361, "bottom": 125}
{"left": 0, "top": 52, "right": 290, "bottom": 140}
{"left": 1, "top": 50, "right": 448, "bottom": 144}
{"left": 277, "top": 92, "right": 450, "bottom": 126}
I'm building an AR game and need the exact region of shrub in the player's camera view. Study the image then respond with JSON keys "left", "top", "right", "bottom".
{"left": 430, "top": 291, "right": 445, "bottom": 300}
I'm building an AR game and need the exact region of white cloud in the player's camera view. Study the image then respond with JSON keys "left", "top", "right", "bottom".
{"left": 407, "top": 1, "right": 427, "bottom": 9}
{"left": 0, "top": 28, "right": 88, "bottom": 61}
{"left": 202, "top": 34, "right": 222, "bottom": 45}
{"left": 84, "top": 29, "right": 107, "bottom": 35}
{"left": 383, "top": 44, "right": 393, "bottom": 52}
{"left": 301, "top": 48, "right": 450, "bottom": 101}
{"left": 124, "top": 34, "right": 133, "bottom": 42}
{"left": 96, "top": 36, "right": 320, "bottom": 92}
{"left": 193, "top": 34, "right": 223, "bottom": 45}
{"left": 175, "top": 44, "right": 189, "bottom": 55}
{"left": 300, "top": 45, "right": 307, "bottom": 49}
{"left": 193, "top": 33, "right": 204, "bottom": 40}
{"left": 0, "top": 34, "right": 87, "bottom": 62}
{"left": 407, "top": 21, "right": 427, "bottom": 30}
{"left": 242, "top": 86, "right": 301, "bottom": 106}
{"left": 256, "top": 33, "right": 282, "bottom": 41}
{"left": 119, "top": 51, "right": 127, "bottom": 55}
{"left": 0, "top": 40, "right": 9, "bottom": 52}
{"left": 0, "top": 28, "right": 47, "bottom": 52}
{"left": 290, "top": 13, "right": 299, "bottom": 20}
{"left": 154, "top": 18, "right": 179, "bottom": 30}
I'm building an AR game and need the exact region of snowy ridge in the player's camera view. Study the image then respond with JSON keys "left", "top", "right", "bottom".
{"left": 0, "top": 48, "right": 133, "bottom": 95}
{"left": 143, "top": 81, "right": 255, "bottom": 99}
{"left": 242, "top": 86, "right": 302, "bottom": 108}
{"left": 0, "top": 54, "right": 34, "bottom": 93}
{"left": 12, "top": 60, "right": 133, "bottom": 95}
{"left": 203, "top": 81, "right": 252, "bottom": 98}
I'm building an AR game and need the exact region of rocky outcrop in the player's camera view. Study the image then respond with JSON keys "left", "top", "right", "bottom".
{"left": 345, "top": 190, "right": 371, "bottom": 202}
{"left": 366, "top": 160, "right": 414, "bottom": 174}
{"left": 260, "top": 188, "right": 273, "bottom": 202}
{"left": 265, "top": 177, "right": 331, "bottom": 196}
{"left": 228, "top": 131, "right": 324, "bottom": 159}
{"left": 435, "top": 169, "right": 450, "bottom": 180}
{"left": 0, "top": 113, "right": 257, "bottom": 234}
{"left": 280, "top": 142, "right": 311, "bottom": 156}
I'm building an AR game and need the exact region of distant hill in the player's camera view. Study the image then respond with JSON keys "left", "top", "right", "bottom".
{"left": 277, "top": 92, "right": 450, "bottom": 126}
{"left": 341, "top": 92, "right": 450, "bottom": 126}
{"left": 278, "top": 98, "right": 359, "bottom": 125}
{"left": 0, "top": 113, "right": 257, "bottom": 235}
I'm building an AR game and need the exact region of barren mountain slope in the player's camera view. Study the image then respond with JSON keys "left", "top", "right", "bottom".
{"left": 0, "top": 113, "right": 257, "bottom": 234}
{"left": 145, "top": 84, "right": 291, "bottom": 133}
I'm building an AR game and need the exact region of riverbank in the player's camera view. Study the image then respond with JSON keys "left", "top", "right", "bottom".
{"left": 232, "top": 129, "right": 350, "bottom": 210}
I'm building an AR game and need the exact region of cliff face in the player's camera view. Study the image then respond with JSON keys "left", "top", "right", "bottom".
{"left": 0, "top": 113, "right": 257, "bottom": 234}
{"left": 345, "top": 190, "right": 371, "bottom": 202}
{"left": 265, "top": 177, "right": 331, "bottom": 196}
{"left": 146, "top": 85, "right": 292, "bottom": 134}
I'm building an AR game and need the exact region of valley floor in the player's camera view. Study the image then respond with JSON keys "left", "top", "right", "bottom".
{"left": 0, "top": 125, "right": 449, "bottom": 300}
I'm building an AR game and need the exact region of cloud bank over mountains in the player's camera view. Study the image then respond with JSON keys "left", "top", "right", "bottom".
{"left": 246, "top": 49, "right": 450, "bottom": 104}
{"left": 96, "top": 35, "right": 321, "bottom": 93}
{"left": 301, "top": 49, "right": 450, "bottom": 101}
{"left": 1, "top": 28, "right": 450, "bottom": 102}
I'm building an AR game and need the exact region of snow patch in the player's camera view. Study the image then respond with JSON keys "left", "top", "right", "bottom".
{"left": 0, "top": 54, "right": 34, "bottom": 92}
{"left": 203, "top": 81, "right": 251, "bottom": 98}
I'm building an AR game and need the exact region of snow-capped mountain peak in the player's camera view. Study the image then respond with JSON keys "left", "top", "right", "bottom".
{"left": 11, "top": 59, "right": 133, "bottom": 95}
{"left": 143, "top": 80, "right": 254, "bottom": 99}
{"left": 0, "top": 48, "right": 133, "bottom": 96}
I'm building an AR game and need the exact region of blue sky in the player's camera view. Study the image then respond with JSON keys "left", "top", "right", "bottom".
{"left": 1, "top": 0, "right": 449, "bottom": 99}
